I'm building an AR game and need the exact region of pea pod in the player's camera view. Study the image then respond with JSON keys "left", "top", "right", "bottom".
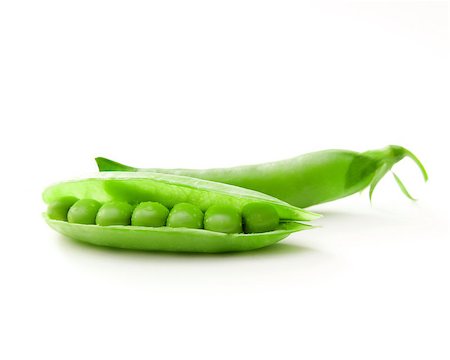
{"left": 96, "top": 145, "right": 428, "bottom": 208}
{"left": 43, "top": 172, "right": 318, "bottom": 253}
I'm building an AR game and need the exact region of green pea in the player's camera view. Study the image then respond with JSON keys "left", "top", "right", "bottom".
{"left": 242, "top": 202, "right": 279, "bottom": 233}
{"left": 204, "top": 205, "right": 242, "bottom": 234}
{"left": 131, "top": 202, "right": 169, "bottom": 227}
{"left": 166, "top": 203, "right": 203, "bottom": 229}
{"left": 47, "top": 196, "right": 78, "bottom": 221}
{"left": 67, "top": 199, "right": 101, "bottom": 225}
{"left": 96, "top": 201, "right": 133, "bottom": 226}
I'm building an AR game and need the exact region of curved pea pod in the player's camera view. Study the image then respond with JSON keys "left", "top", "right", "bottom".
{"left": 43, "top": 172, "right": 319, "bottom": 253}
{"left": 96, "top": 145, "right": 428, "bottom": 208}
{"left": 45, "top": 220, "right": 311, "bottom": 253}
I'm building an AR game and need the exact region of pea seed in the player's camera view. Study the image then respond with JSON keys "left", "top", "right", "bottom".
{"left": 204, "top": 205, "right": 242, "bottom": 234}
{"left": 242, "top": 202, "right": 279, "bottom": 233}
{"left": 47, "top": 196, "right": 78, "bottom": 221}
{"left": 131, "top": 202, "right": 169, "bottom": 227}
{"left": 166, "top": 203, "right": 203, "bottom": 229}
{"left": 96, "top": 201, "right": 133, "bottom": 226}
{"left": 67, "top": 199, "right": 101, "bottom": 225}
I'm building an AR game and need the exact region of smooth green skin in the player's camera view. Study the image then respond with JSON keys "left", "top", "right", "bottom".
{"left": 43, "top": 173, "right": 317, "bottom": 252}
{"left": 204, "top": 204, "right": 242, "bottom": 234}
{"left": 96, "top": 201, "right": 133, "bottom": 226}
{"left": 242, "top": 202, "right": 279, "bottom": 233}
{"left": 67, "top": 199, "right": 101, "bottom": 225}
{"left": 47, "top": 196, "right": 78, "bottom": 221}
{"left": 96, "top": 145, "right": 428, "bottom": 208}
{"left": 131, "top": 202, "right": 169, "bottom": 227}
{"left": 45, "top": 215, "right": 311, "bottom": 253}
{"left": 166, "top": 203, "right": 203, "bottom": 229}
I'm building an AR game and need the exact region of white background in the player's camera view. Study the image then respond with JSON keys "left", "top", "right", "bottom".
{"left": 1, "top": 1, "right": 449, "bottom": 359}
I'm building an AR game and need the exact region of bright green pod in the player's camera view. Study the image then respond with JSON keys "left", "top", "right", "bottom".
{"left": 45, "top": 220, "right": 310, "bottom": 253}
{"left": 43, "top": 172, "right": 318, "bottom": 252}
{"left": 96, "top": 145, "right": 428, "bottom": 208}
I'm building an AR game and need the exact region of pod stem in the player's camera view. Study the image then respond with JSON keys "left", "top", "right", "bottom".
{"left": 400, "top": 147, "right": 428, "bottom": 182}
{"left": 365, "top": 145, "right": 428, "bottom": 202}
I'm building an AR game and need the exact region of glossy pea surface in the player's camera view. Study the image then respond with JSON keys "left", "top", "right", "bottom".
{"left": 131, "top": 202, "right": 169, "bottom": 227}
{"left": 67, "top": 199, "right": 101, "bottom": 224}
{"left": 204, "top": 205, "right": 242, "bottom": 234}
{"left": 242, "top": 202, "right": 279, "bottom": 233}
{"left": 47, "top": 196, "right": 78, "bottom": 221}
{"left": 96, "top": 201, "right": 133, "bottom": 226}
{"left": 166, "top": 203, "right": 203, "bottom": 229}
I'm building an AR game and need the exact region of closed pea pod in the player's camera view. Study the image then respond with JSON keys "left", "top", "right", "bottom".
{"left": 43, "top": 172, "right": 318, "bottom": 252}
{"left": 96, "top": 145, "right": 428, "bottom": 208}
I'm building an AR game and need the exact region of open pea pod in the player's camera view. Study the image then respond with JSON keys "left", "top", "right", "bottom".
{"left": 43, "top": 172, "right": 319, "bottom": 253}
